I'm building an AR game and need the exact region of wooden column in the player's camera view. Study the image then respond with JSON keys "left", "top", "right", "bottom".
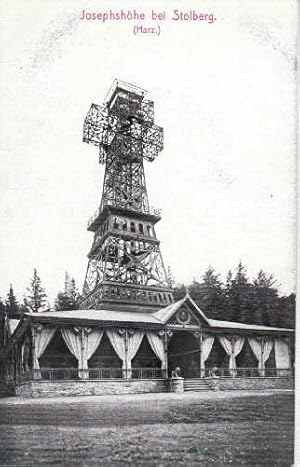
{"left": 287, "top": 337, "right": 292, "bottom": 370}
{"left": 11, "top": 345, "right": 15, "bottom": 382}
{"left": 199, "top": 331, "right": 203, "bottom": 378}
{"left": 165, "top": 330, "right": 173, "bottom": 378}
{"left": 231, "top": 336, "right": 236, "bottom": 378}
{"left": 163, "top": 331, "right": 168, "bottom": 378}
{"left": 31, "top": 325, "right": 38, "bottom": 379}
{"left": 124, "top": 329, "right": 129, "bottom": 379}
{"left": 192, "top": 331, "right": 202, "bottom": 378}
{"left": 16, "top": 342, "right": 21, "bottom": 380}
{"left": 80, "top": 327, "right": 86, "bottom": 379}
{"left": 260, "top": 337, "right": 265, "bottom": 377}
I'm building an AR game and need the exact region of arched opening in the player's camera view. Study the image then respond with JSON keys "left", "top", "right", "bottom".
{"left": 39, "top": 331, "right": 78, "bottom": 379}
{"left": 132, "top": 335, "right": 160, "bottom": 369}
{"left": 88, "top": 332, "right": 122, "bottom": 369}
{"left": 205, "top": 338, "right": 227, "bottom": 374}
{"left": 132, "top": 335, "right": 161, "bottom": 378}
{"left": 88, "top": 332, "right": 122, "bottom": 378}
{"left": 168, "top": 332, "right": 200, "bottom": 378}
{"left": 236, "top": 339, "right": 259, "bottom": 376}
{"left": 265, "top": 346, "right": 276, "bottom": 376}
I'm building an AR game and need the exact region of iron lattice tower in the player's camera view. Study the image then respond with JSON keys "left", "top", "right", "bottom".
{"left": 79, "top": 80, "right": 174, "bottom": 311}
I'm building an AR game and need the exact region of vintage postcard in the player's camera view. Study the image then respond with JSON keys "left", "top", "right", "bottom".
{"left": 0, "top": 1, "right": 297, "bottom": 465}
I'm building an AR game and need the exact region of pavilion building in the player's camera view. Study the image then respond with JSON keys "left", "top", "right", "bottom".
{"left": 0, "top": 81, "right": 294, "bottom": 397}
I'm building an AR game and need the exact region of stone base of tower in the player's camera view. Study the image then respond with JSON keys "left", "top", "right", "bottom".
{"left": 78, "top": 282, "right": 174, "bottom": 313}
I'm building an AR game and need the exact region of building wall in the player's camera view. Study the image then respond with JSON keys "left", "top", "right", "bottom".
{"left": 15, "top": 378, "right": 168, "bottom": 398}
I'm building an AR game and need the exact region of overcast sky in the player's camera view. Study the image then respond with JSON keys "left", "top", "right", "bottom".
{"left": 0, "top": 0, "right": 296, "bottom": 305}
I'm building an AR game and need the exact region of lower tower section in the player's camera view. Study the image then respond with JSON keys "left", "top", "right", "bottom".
{"left": 80, "top": 206, "right": 174, "bottom": 311}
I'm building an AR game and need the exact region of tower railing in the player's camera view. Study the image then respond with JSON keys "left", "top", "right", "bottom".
{"left": 87, "top": 203, "right": 162, "bottom": 230}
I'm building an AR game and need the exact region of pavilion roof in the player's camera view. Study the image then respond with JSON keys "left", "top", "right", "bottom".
{"left": 207, "top": 318, "right": 294, "bottom": 333}
{"left": 25, "top": 309, "right": 161, "bottom": 325}
{"left": 18, "top": 295, "right": 293, "bottom": 334}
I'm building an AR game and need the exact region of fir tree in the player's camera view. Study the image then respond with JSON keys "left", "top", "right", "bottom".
{"left": 25, "top": 269, "right": 48, "bottom": 313}
{"left": 55, "top": 292, "right": 75, "bottom": 310}
{"left": 69, "top": 278, "right": 79, "bottom": 303}
{"left": 277, "top": 293, "right": 295, "bottom": 329}
{"left": 196, "top": 267, "right": 225, "bottom": 319}
{"left": 170, "top": 263, "right": 295, "bottom": 328}
{"left": 19, "top": 299, "right": 29, "bottom": 314}
{"left": 225, "top": 270, "right": 233, "bottom": 295}
{"left": 55, "top": 275, "right": 79, "bottom": 310}
{"left": 253, "top": 270, "right": 277, "bottom": 289}
{"left": 173, "top": 283, "right": 186, "bottom": 301}
{"left": 226, "top": 261, "right": 254, "bottom": 323}
{"left": 64, "top": 271, "right": 71, "bottom": 295}
{"left": 167, "top": 266, "right": 175, "bottom": 288}
{"left": 5, "top": 284, "right": 19, "bottom": 315}
{"left": 252, "top": 270, "right": 279, "bottom": 326}
{"left": 174, "top": 269, "right": 226, "bottom": 319}
{"left": 188, "top": 279, "right": 204, "bottom": 304}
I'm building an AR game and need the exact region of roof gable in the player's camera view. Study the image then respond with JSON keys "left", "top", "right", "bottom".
{"left": 153, "top": 295, "right": 210, "bottom": 326}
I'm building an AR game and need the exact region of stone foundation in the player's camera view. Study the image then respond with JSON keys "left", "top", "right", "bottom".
{"left": 12, "top": 376, "right": 294, "bottom": 398}
{"left": 207, "top": 377, "right": 294, "bottom": 391}
{"left": 15, "top": 378, "right": 168, "bottom": 398}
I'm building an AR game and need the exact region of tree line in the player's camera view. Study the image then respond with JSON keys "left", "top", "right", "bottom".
{"left": 0, "top": 269, "right": 80, "bottom": 317}
{"left": 0, "top": 262, "right": 295, "bottom": 329}
{"left": 174, "top": 262, "right": 295, "bottom": 329}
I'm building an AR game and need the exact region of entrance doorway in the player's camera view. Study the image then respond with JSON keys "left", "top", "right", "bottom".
{"left": 168, "top": 332, "right": 200, "bottom": 378}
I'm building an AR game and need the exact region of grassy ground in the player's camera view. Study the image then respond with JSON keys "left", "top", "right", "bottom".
{"left": 0, "top": 390, "right": 294, "bottom": 466}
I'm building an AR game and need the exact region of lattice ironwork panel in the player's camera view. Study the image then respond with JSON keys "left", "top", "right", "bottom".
{"left": 83, "top": 235, "right": 169, "bottom": 294}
